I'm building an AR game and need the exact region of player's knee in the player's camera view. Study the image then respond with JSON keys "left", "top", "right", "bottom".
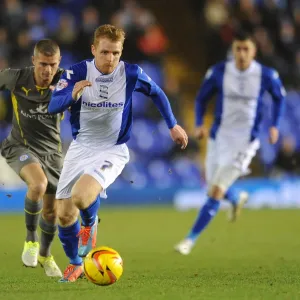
{"left": 58, "top": 211, "right": 76, "bottom": 227}
{"left": 42, "top": 208, "right": 57, "bottom": 224}
{"left": 28, "top": 179, "right": 48, "bottom": 199}
{"left": 209, "top": 185, "right": 225, "bottom": 200}
{"left": 71, "top": 188, "right": 94, "bottom": 209}
{"left": 71, "top": 190, "right": 85, "bottom": 209}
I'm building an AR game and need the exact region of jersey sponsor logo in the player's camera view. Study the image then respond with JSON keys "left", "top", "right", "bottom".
{"left": 56, "top": 79, "right": 68, "bottom": 91}
{"left": 19, "top": 154, "right": 29, "bottom": 162}
{"left": 20, "top": 110, "right": 56, "bottom": 120}
{"left": 96, "top": 77, "right": 113, "bottom": 83}
{"left": 82, "top": 100, "right": 124, "bottom": 110}
{"left": 29, "top": 103, "right": 48, "bottom": 114}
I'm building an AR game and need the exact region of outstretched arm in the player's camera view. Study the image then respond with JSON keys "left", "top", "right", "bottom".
{"left": 134, "top": 67, "right": 188, "bottom": 149}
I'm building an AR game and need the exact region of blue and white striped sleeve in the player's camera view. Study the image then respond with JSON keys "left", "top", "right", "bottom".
{"left": 134, "top": 66, "right": 177, "bottom": 129}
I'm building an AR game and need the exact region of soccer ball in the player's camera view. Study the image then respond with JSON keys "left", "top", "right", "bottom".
{"left": 83, "top": 246, "right": 123, "bottom": 286}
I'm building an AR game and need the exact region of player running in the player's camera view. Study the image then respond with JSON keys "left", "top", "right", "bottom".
{"left": 48, "top": 24, "right": 188, "bottom": 282}
{"left": 0, "top": 39, "right": 63, "bottom": 276}
{"left": 175, "top": 31, "right": 285, "bottom": 255}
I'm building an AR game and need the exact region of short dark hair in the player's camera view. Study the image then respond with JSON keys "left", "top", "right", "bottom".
{"left": 33, "top": 39, "right": 60, "bottom": 57}
{"left": 233, "top": 30, "right": 255, "bottom": 43}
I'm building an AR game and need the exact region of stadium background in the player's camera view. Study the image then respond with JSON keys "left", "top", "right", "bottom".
{"left": 0, "top": 0, "right": 300, "bottom": 211}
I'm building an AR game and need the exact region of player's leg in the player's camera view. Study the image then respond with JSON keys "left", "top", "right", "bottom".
{"left": 75, "top": 145, "right": 129, "bottom": 258}
{"left": 176, "top": 140, "right": 259, "bottom": 255}
{"left": 71, "top": 175, "right": 102, "bottom": 257}
{"left": 175, "top": 138, "right": 218, "bottom": 255}
{"left": 20, "top": 162, "right": 48, "bottom": 266}
{"left": 186, "top": 168, "right": 240, "bottom": 240}
{"left": 224, "top": 187, "right": 249, "bottom": 222}
{"left": 36, "top": 152, "right": 62, "bottom": 276}
{"left": 176, "top": 167, "right": 241, "bottom": 255}
{"left": 57, "top": 197, "right": 84, "bottom": 282}
{"left": 37, "top": 193, "right": 62, "bottom": 277}
{"left": 53, "top": 141, "right": 96, "bottom": 282}
{"left": 1, "top": 145, "right": 46, "bottom": 266}
{"left": 224, "top": 141, "right": 259, "bottom": 221}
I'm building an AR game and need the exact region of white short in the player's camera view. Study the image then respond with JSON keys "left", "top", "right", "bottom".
{"left": 205, "top": 137, "right": 259, "bottom": 189}
{"left": 56, "top": 140, "right": 130, "bottom": 199}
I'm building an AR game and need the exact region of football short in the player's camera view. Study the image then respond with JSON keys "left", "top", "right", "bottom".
{"left": 205, "top": 137, "right": 259, "bottom": 189}
{"left": 56, "top": 140, "right": 129, "bottom": 199}
{"left": 1, "top": 140, "right": 63, "bottom": 194}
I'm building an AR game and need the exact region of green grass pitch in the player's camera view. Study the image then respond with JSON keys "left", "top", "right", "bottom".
{"left": 1, "top": 207, "right": 300, "bottom": 300}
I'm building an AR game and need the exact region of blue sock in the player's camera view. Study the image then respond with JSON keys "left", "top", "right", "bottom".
{"left": 187, "top": 197, "right": 220, "bottom": 242}
{"left": 80, "top": 196, "right": 100, "bottom": 227}
{"left": 224, "top": 186, "right": 240, "bottom": 205}
{"left": 58, "top": 220, "right": 82, "bottom": 265}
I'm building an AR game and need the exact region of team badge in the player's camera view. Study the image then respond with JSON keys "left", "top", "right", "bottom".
{"left": 19, "top": 154, "right": 29, "bottom": 162}
{"left": 56, "top": 79, "right": 68, "bottom": 91}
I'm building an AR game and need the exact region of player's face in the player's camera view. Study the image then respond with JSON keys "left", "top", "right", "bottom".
{"left": 32, "top": 52, "right": 61, "bottom": 87}
{"left": 232, "top": 40, "right": 256, "bottom": 71}
{"left": 92, "top": 38, "right": 123, "bottom": 74}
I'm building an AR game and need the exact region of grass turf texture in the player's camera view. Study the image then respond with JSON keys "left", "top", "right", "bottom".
{"left": 0, "top": 207, "right": 300, "bottom": 300}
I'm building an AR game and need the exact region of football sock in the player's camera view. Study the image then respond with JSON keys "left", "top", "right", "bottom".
{"left": 224, "top": 186, "right": 239, "bottom": 205}
{"left": 24, "top": 196, "right": 42, "bottom": 242}
{"left": 187, "top": 197, "right": 220, "bottom": 242}
{"left": 58, "top": 220, "right": 82, "bottom": 265}
{"left": 39, "top": 217, "right": 57, "bottom": 257}
{"left": 80, "top": 196, "right": 100, "bottom": 227}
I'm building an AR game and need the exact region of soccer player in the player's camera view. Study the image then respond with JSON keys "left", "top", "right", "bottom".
{"left": 0, "top": 40, "right": 63, "bottom": 276}
{"left": 48, "top": 24, "right": 188, "bottom": 282}
{"left": 175, "top": 31, "right": 285, "bottom": 255}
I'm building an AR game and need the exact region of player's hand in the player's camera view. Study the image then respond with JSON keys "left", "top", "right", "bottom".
{"left": 72, "top": 80, "right": 92, "bottom": 101}
{"left": 194, "top": 126, "right": 208, "bottom": 140}
{"left": 170, "top": 124, "right": 188, "bottom": 149}
{"left": 269, "top": 126, "right": 279, "bottom": 144}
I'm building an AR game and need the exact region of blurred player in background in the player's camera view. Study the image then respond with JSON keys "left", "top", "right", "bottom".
{"left": 48, "top": 24, "right": 188, "bottom": 282}
{"left": 0, "top": 40, "right": 63, "bottom": 276}
{"left": 175, "top": 31, "right": 285, "bottom": 255}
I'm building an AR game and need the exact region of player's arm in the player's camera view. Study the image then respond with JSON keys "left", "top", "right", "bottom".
{"left": 48, "top": 70, "right": 77, "bottom": 114}
{"left": 135, "top": 67, "right": 177, "bottom": 128}
{"left": 195, "top": 67, "right": 217, "bottom": 127}
{"left": 268, "top": 69, "right": 285, "bottom": 128}
{"left": 48, "top": 68, "right": 90, "bottom": 114}
{"left": 0, "top": 68, "right": 21, "bottom": 91}
{"left": 134, "top": 67, "right": 188, "bottom": 149}
{"left": 267, "top": 69, "right": 286, "bottom": 144}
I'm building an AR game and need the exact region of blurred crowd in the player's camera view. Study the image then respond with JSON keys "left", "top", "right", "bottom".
{"left": 198, "top": 0, "right": 300, "bottom": 88}
{"left": 0, "top": 0, "right": 169, "bottom": 132}
{"left": 2, "top": 0, "right": 300, "bottom": 189}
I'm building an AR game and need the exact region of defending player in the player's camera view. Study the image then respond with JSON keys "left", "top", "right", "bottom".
{"left": 48, "top": 24, "right": 188, "bottom": 282}
{"left": 0, "top": 40, "right": 63, "bottom": 276}
{"left": 175, "top": 31, "right": 285, "bottom": 255}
